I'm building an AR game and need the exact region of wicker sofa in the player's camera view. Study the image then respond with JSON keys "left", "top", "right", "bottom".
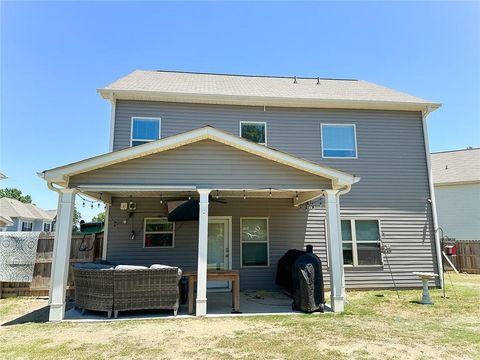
{"left": 72, "top": 264, "right": 182, "bottom": 318}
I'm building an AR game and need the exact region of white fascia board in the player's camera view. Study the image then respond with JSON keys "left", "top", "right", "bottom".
{"left": 434, "top": 180, "right": 480, "bottom": 187}
{"left": 98, "top": 89, "right": 441, "bottom": 112}
{"left": 78, "top": 185, "right": 197, "bottom": 192}
{"left": 41, "top": 126, "right": 357, "bottom": 186}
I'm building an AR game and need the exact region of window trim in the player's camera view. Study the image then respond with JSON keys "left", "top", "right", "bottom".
{"left": 143, "top": 217, "right": 175, "bottom": 248}
{"left": 239, "top": 121, "right": 267, "bottom": 146}
{"left": 320, "top": 123, "right": 358, "bottom": 159}
{"left": 43, "top": 222, "right": 52, "bottom": 232}
{"left": 240, "top": 217, "right": 270, "bottom": 268}
{"left": 130, "top": 117, "right": 162, "bottom": 147}
{"left": 341, "top": 218, "right": 383, "bottom": 267}
{"left": 21, "top": 220, "right": 33, "bottom": 232}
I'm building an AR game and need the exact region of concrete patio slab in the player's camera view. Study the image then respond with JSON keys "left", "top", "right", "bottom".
{"left": 64, "top": 291, "right": 330, "bottom": 322}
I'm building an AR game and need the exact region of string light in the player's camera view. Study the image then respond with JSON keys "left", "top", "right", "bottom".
{"left": 269, "top": 188, "right": 272, "bottom": 197}
{"left": 160, "top": 194, "right": 163, "bottom": 204}
{"left": 243, "top": 190, "right": 246, "bottom": 200}
{"left": 78, "top": 194, "right": 102, "bottom": 209}
{"left": 188, "top": 193, "right": 192, "bottom": 200}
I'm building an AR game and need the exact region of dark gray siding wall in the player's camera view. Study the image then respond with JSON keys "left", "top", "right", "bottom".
{"left": 107, "top": 197, "right": 320, "bottom": 290}
{"left": 106, "top": 197, "right": 436, "bottom": 290}
{"left": 106, "top": 100, "right": 438, "bottom": 288}
{"left": 70, "top": 140, "right": 331, "bottom": 190}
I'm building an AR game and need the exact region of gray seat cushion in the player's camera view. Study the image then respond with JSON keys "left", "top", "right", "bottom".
{"left": 115, "top": 265, "right": 149, "bottom": 270}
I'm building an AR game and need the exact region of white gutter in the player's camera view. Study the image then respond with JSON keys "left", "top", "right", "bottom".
{"left": 422, "top": 106, "right": 444, "bottom": 288}
{"left": 98, "top": 88, "right": 441, "bottom": 112}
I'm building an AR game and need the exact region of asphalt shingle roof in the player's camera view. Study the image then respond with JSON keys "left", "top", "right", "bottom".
{"left": 431, "top": 148, "right": 480, "bottom": 185}
{"left": 99, "top": 70, "right": 438, "bottom": 107}
{"left": 0, "top": 198, "right": 56, "bottom": 221}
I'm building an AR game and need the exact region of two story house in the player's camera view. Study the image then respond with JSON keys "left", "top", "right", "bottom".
{"left": 0, "top": 197, "right": 56, "bottom": 232}
{"left": 432, "top": 148, "right": 480, "bottom": 241}
{"left": 40, "top": 70, "right": 442, "bottom": 321}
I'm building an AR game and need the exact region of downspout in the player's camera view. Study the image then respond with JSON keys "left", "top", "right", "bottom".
{"left": 47, "top": 181, "right": 63, "bottom": 194}
{"left": 421, "top": 106, "right": 444, "bottom": 288}
{"left": 108, "top": 92, "right": 116, "bottom": 152}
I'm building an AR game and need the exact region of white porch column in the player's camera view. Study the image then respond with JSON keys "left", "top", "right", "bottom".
{"left": 102, "top": 204, "right": 110, "bottom": 260}
{"left": 196, "top": 188, "right": 211, "bottom": 316}
{"left": 49, "top": 188, "right": 77, "bottom": 322}
{"left": 324, "top": 189, "right": 345, "bottom": 312}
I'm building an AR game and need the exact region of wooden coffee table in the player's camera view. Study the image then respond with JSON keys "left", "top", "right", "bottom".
{"left": 183, "top": 270, "right": 240, "bottom": 314}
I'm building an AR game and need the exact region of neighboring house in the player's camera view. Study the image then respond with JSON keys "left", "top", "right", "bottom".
{"left": 40, "top": 70, "right": 442, "bottom": 321}
{"left": 45, "top": 209, "right": 57, "bottom": 231}
{"left": 0, "top": 175, "right": 13, "bottom": 228}
{"left": 432, "top": 148, "right": 480, "bottom": 241}
{"left": 0, "top": 197, "right": 56, "bottom": 232}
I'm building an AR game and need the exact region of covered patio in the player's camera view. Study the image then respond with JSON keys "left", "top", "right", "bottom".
{"left": 40, "top": 126, "right": 359, "bottom": 321}
{"left": 63, "top": 290, "right": 333, "bottom": 322}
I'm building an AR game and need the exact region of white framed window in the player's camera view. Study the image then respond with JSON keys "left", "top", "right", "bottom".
{"left": 43, "top": 222, "right": 51, "bottom": 232}
{"left": 341, "top": 219, "right": 382, "bottom": 266}
{"left": 321, "top": 123, "right": 357, "bottom": 158}
{"left": 240, "top": 121, "right": 267, "bottom": 145}
{"left": 144, "top": 217, "right": 174, "bottom": 248}
{"left": 130, "top": 117, "right": 161, "bottom": 147}
{"left": 21, "top": 221, "right": 33, "bottom": 232}
{"left": 240, "top": 217, "right": 269, "bottom": 267}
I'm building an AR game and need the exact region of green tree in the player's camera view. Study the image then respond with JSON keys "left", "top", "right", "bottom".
{"left": 72, "top": 206, "right": 82, "bottom": 232}
{"left": 0, "top": 188, "right": 32, "bottom": 203}
{"left": 92, "top": 212, "right": 105, "bottom": 223}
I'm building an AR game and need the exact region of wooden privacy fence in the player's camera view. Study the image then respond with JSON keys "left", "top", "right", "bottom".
{"left": 0, "top": 232, "right": 103, "bottom": 298}
{"left": 454, "top": 240, "right": 480, "bottom": 274}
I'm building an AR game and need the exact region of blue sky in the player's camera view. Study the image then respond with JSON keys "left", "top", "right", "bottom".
{"left": 1, "top": 1, "right": 479, "bottom": 221}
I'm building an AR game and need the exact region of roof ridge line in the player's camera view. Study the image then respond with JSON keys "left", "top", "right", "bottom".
{"left": 151, "top": 69, "right": 358, "bottom": 82}
{"left": 432, "top": 147, "right": 480, "bottom": 154}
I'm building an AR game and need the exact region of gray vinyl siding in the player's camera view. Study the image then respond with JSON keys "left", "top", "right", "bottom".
{"left": 5, "top": 218, "right": 44, "bottom": 232}
{"left": 70, "top": 140, "right": 331, "bottom": 190}
{"left": 106, "top": 197, "right": 436, "bottom": 290}
{"left": 104, "top": 100, "right": 438, "bottom": 288}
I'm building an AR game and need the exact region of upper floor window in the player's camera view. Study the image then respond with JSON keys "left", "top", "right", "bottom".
{"left": 240, "top": 121, "right": 267, "bottom": 145}
{"left": 341, "top": 219, "right": 382, "bottom": 266}
{"left": 131, "top": 117, "right": 161, "bottom": 146}
{"left": 321, "top": 124, "right": 357, "bottom": 158}
{"left": 21, "top": 221, "right": 33, "bottom": 232}
{"left": 43, "top": 222, "right": 51, "bottom": 232}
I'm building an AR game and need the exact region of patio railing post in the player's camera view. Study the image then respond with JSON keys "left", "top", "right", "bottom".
{"left": 49, "top": 188, "right": 77, "bottom": 321}
{"left": 324, "top": 189, "right": 345, "bottom": 312}
{"left": 196, "top": 188, "right": 211, "bottom": 316}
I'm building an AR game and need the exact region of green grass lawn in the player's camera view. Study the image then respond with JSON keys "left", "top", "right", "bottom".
{"left": 0, "top": 272, "right": 479, "bottom": 360}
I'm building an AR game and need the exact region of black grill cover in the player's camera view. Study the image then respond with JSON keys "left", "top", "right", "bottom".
{"left": 276, "top": 249, "right": 325, "bottom": 313}
{"left": 292, "top": 253, "right": 325, "bottom": 312}
{"left": 276, "top": 249, "right": 305, "bottom": 294}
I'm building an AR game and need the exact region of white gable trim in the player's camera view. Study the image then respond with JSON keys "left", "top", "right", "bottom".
{"left": 40, "top": 126, "right": 359, "bottom": 187}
